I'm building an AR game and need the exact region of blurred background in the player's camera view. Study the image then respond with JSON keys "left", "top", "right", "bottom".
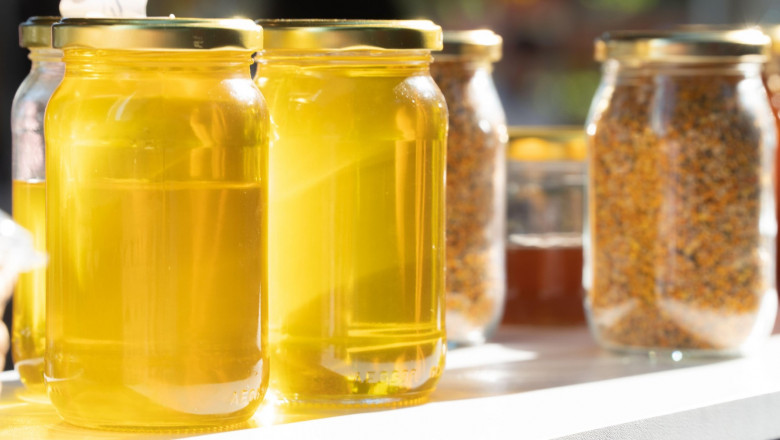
{"left": 0, "top": 0, "right": 775, "bottom": 369}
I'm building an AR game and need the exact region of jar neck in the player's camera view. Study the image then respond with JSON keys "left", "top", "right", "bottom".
{"left": 62, "top": 48, "right": 254, "bottom": 76}
{"left": 29, "top": 48, "right": 63, "bottom": 66}
{"left": 432, "top": 56, "right": 494, "bottom": 74}
{"left": 603, "top": 58, "right": 764, "bottom": 78}
{"left": 257, "top": 49, "right": 432, "bottom": 71}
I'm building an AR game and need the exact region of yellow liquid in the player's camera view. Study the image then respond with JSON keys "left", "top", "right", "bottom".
{"left": 257, "top": 54, "right": 447, "bottom": 406}
{"left": 45, "top": 50, "right": 268, "bottom": 429}
{"left": 12, "top": 180, "right": 47, "bottom": 394}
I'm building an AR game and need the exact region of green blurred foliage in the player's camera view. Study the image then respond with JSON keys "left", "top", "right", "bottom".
{"left": 531, "top": 70, "right": 601, "bottom": 123}
{"left": 580, "top": 0, "right": 660, "bottom": 14}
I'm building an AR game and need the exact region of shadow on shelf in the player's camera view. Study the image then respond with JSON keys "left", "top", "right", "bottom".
{"left": 431, "top": 325, "right": 728, "bottom": 403}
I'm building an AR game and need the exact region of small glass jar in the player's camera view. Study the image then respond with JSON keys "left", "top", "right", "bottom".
{"left": 255, "top": 20, "right": 447, "bottom": 407}
{"left": 11, "top": 16, "right": 63, "bottom": 397}
{"left": 0, "top": 210, "right": 47, "bottom": 389}
{"left": 586, "top": 29, "right": 778, "bottom": 357}
{"left": 45, "top": 18, "right": 268, "bottom": 429}
{"left": 763, "top": 26, "right": 780, "bottom": 300}
{"left": 430, "top": 30, "right": 507, "bottom": 345}
{"left": 503, "top": 127, "right": 586, "bottom": 326}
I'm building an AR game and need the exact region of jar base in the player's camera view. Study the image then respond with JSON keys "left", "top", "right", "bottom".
{"left": 14, "top": 384, "right": 49, "bottom": 404}
{"left": 47, "top": 380, "right": 263, "bottom": 433}
{"left": 269, "top": 389, "right": 433, "bottom": 410}
{"left": 446, "top": 312, "right": 501, "bottom": 347}
{"left": 54, "top": 412, "right": 256, "bottom": 433}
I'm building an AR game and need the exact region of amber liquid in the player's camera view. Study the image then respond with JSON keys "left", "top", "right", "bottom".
{"left": 503, "top": 243, "right": 585, "bottom": 325}
{"left": 45, "top": 51, "right": 268, "bottom": 429}
{"left": 257, "top": 54, "right": 447, "bottom": 406}
{"left": 11, "top": 180, "right": 46, "bottom": 394}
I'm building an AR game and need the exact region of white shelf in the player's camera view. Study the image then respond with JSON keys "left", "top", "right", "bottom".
{"left": 2, "top": 324, "right": 780, "bottom": 440}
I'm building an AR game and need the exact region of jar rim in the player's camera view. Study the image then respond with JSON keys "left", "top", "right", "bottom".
{"left": 595, "top": 28, "right": 770, "bottom": 63}
{"left": 255, "top": 19, "right": 442, "bottom": 51}
{"left": 435, "top": 30, "right": 502, "bottom": 62}
{"left": 19, "top": 16, "right": 60, "bottom": 49}
{"left": 53, "top": 17, "right": 262, "bottom": 51}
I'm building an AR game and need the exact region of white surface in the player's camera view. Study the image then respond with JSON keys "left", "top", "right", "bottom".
{"left": 3, "top": 326, "right": 780, "bottom": 439}
{"left": 0, "top": 370, "right": 18, "bottom": 382}
{"left": 195, "top": 326, "right": 780, "bottom": 440}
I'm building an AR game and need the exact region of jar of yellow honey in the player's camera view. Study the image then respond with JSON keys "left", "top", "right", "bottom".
{"left": 11, "top": 16, "right": 63, "bottom": 398}
{"left": 255, "top": 19, "right": 447, "bottom": 407}
{"left": 45, "top": 18, "right": 268, "bottom": 429}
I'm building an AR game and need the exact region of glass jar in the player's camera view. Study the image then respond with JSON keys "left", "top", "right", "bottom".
{"left": 45, "top": 18, "right": 268, "bottom": 429}
{"left": 763, "top": 26, "right": 780, "bottom": 301}
{"left": 255, "top": 20, "right": 447, "bottom": 407}
{"left": 0, "top": 210, "right": 47, "bottom": 393}
{"left": 503, "top": 127, "right": 586, "bottom": 326}
{"left": 586, "top": 29, "right": 778, "bottom": 357}
{"left": 11, "top": 16, "right": 63, "bottom": 397}
{"left": 430, "top": 30, "right": 506, "bottom": 345}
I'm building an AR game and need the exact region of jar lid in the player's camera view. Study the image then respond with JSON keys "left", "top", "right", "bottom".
{"left": 437, "top": 30, "right": 502, "bottom": 61}
{"left": 53, "top": 18, "right": 262, "bottom": 51}
{"left": 256, "top": 19, "right": 442, "bottom": 51}
{"left": 19, "top": 16, "right": 60, "bottom": 49}
{"left": 595, "top": 29, "right": 770, "bottom": 63}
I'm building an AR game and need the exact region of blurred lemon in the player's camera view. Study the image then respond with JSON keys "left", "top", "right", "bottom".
{"left": 507, "top": 127, "right": 585, "bottom": 161}
{"left": 565, "top": 137, "right": 587, "bottom": 160}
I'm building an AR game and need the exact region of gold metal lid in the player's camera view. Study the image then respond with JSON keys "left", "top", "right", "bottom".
{"left": 595, "top": 29, "right": 770, "bottom": 63}
{"left": 19, "top": 16, "right": 60, "bottom": 49}
{"left": 256, "top": 19, "right": 442, "bottom": 51}
{"left": 53, "top": 18, "right": 262, "bottom": 51}
{"left": 437, "top": 30, "right": 502, "bottom": 61}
